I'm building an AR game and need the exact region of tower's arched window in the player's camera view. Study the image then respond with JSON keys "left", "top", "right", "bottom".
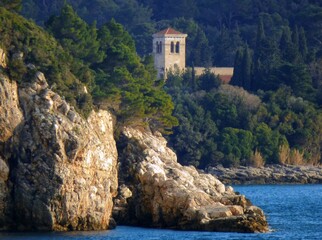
{"left": 156, "top": 42, "right": 159, "bottom": 53}
{"left": 156, "top": 41, "right": 162, "bottom": 53}
{"left": 171, "top": 41, "right": 174, "bottom": 53}
{"left": 175, "top": 41, "right": 180, "bottom": 53}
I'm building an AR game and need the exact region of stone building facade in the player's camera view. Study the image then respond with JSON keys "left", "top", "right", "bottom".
{"left": 152, "top": 28, "right": 234, "bottom": 82}
{"left": 152, "top": 28, "right": 187, "bottom": 79}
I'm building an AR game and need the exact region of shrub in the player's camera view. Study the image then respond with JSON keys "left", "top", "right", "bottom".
{"left": 289, "top": 149, "right": 304, "bottom": 165}
{"left": 248, "top": 149, "right": 265, "bottom": 167}
{"left": 279, "top": 144, "right": 290, "bottom": 165}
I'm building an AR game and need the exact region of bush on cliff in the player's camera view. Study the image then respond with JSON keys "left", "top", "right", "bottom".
{"left": 0, "top": 7, "right": 93, "bottom": 116}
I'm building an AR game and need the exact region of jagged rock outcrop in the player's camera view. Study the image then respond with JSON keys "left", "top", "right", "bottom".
{"left": 0, "top": 66, "right": 118, "bottom": 230}
{"left": 114, "top": 127, "right": 268, "bottom": 233}
{"left": 208, "top": 165, "right": 322, "bottom": 184}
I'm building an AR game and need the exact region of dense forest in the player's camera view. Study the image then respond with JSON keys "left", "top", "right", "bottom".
{"left": 1, "top": 0, "right": 321, "bottom": 167}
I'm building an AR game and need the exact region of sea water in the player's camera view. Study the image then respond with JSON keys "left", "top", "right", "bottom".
{"left": 1, "top": 184, "right": 321, "bottom": 240}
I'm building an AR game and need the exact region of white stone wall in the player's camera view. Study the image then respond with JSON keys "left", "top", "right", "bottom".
{"left": 163, "top": 36, "right": 186, "bottom": 75}
{"left": 153, "top": 34, "right": 187, "bottom": 79}
{"left": 153, "top": 37, "right": 165, "bottom": 78}
{"left": 192, "top": 67, "right": 234, "bottom": 76}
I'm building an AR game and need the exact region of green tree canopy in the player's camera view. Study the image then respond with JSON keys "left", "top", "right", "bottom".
{"left": 46, "top": 4, "right": 105, "bottom": 64}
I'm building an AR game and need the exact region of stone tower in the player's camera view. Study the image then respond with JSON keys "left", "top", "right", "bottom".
{"left": 152, "top": 28, "right": 188, "bottom": 79}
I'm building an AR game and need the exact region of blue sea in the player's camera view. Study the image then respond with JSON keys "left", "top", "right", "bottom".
{"left": 1, "top": 185, "right": 321, "bottom": 240}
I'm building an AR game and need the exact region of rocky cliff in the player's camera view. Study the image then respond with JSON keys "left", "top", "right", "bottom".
{"left": 114, "top": 127, "right": 268, "bottom": 233}
{"left": 0, "top": 47, "right": 268, "bottom": 233}
{"left": 0, "top": 50, "right": 118, "bottom": 230}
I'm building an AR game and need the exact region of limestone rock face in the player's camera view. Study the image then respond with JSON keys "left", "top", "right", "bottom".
{"left": 114, "top": 127, "right": 268, "bottom": 233}
{"left": 0, "top": 75, "right": 23, "bottom": 143}
{"left": 0, "top": 74, "right": 23, "bottom": 230}
{"left": 0, "top": 48, "right": 6, "bottom": 68}
{"left": 0, "top": 71, "right": 118, "bottom": 231}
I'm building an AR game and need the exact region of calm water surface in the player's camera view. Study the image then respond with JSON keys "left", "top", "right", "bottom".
{"left": 1, "top": 184, "right": 321, "bottom": 240}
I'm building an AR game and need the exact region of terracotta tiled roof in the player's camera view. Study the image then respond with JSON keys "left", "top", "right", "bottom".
{"left": 154, "top": 28, "right": 185, "bottom": 35}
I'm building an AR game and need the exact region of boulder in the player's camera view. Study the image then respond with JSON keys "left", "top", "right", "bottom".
{"left": 114, "top": 127, "right": 268, "bottom": 233}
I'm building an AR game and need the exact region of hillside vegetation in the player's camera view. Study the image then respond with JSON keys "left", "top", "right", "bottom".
{"left": 3, "top": 0, "right": 322, "bottom": 167}
{"left": 0, "top": 4, "right": 177, "bottom": 132}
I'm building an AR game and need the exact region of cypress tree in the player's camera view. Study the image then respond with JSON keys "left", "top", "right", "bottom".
{"left": 253, "top": 18, "right": 266, "bottom": 80}
{"left": 299, "top": 27, "right": 308, "bottom": 62}
{"left": 253, "top": 18, "right": 266, "bottom": 91}
{"left": 242, "top": 46, "right": 252, "bottom": 90}
{"left": 252, "top": 18, "right": 281, "bottom": 91}
{"left": 231, "top": 48, "right": 244, "bottom": 87}
{"left": 255, "top": 17, "right": 265, "bottom": 50}
{"left": 280, "top": 26, "right": 299, "bottom": 63}
{"left": 292, "top": 25, "right": 299, "bottom": 51}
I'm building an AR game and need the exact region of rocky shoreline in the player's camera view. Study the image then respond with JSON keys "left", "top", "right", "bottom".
{"left": 208, "top": 165, "right": 322, "bottom": 185}
{"left": 113, "top": 127, "right": 268, "bottom": 233}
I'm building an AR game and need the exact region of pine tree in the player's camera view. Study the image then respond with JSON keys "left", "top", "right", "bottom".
{"left": 45, "top": 4, "right": 104, "bottom": 64}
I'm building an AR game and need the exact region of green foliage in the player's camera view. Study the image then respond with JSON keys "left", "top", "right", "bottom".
{"left": 166, "top": 80, "right": 219, "bottom": 167}
{"left": 7, "top": 57, "right": 27, "bottom": 81}
{"left": 220, "top": 128, "right": 254, "bottom": 163}
{"left": 15, "top": 0, "right": 322, "bottom": 166}
{"left": 231, "top": 46, "right": 252, "bottom": 90}
{"left": 198, "top": 70, "right": 220, "bottom": 91}
{"left": 46, "top": 5, "right": 105, "bottom": 64}
{"left": 165, "top": 71, "right": 321, "bottom": 168}
{"left": 231, "top": 19, "right": 319, "bottom": 103}
{"left": 156, "top": 18, "right": 213, "bottom": 67}
{"left": 0, "top": 7, "right": 92, "bottom": 116}
{"left": 1, "top": 6, "right": 177, "bottom": 131}
{"left": 20, "top": 0, "right": 322, "bottom": 68}
{"left": 21, "top": 0, "right": 155, "bottom": 56}
{"left": 87, "top": 18, "right": 177, "bottom": 131}
{"left": 0, "top": 0, "right": 22, "bottom": 11}
{"left": 254, "top": 123, "right": 284, "bottom": 164}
